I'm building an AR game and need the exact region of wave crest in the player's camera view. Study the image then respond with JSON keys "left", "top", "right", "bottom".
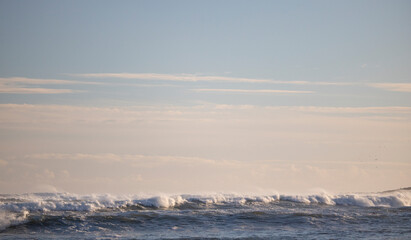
{"left": 0, "top": 189, "right": 410, "bottom": 215}
{"left": 0, "top": 210, "right": 29, "bottom": 231}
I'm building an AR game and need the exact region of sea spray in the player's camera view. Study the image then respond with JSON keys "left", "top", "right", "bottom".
{"left": 1, "top": 189, "right": 410, "bottom": 239}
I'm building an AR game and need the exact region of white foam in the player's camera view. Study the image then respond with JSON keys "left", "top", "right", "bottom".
{"left": 0, "top": 210, "right": 29, "bottom": 231}
{"left": 0, "top": 189, "right": 409, "bottom": 218}
{"left": 279, "top": 190, "right": 411, "bottom": 207}
{"left": 141, "top": 195, "right": 186, "bottom": 208}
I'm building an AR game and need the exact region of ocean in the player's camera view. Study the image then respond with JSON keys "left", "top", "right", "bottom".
{"left": 1, "top": 189, "right": 410, "bottom": 239}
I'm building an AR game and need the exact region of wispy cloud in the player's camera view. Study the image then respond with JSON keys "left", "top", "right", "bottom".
{"left": 73, "top": 73, "right": 353, "bottom": 85}
{"left": 369, "top": 83, "right": 411, "bottom": 93}
{"left": 3, "top": 75, "right": 410, "bottom": 95}
{"left": 192, "top": 89, "right": 314, "bottom": 94}
{"left": 74, "top": 73, "right": 274, "bottom": 83}
{"left": 1, "top": 104, "right": 410, "bottom": 128}
{"left": 0, "top": 77, "right": 180, "bottom": 93}
{"left": 0, "top": 87, "right": 76, "bottom": 94}
{"left": 266, "top": 106, "right": 411, "bottom": 114}
{"left": 0, "top": 77, "right": 100, "bottom": 85}
{"left": 0, "top": 77, "right": 98, "bottom": 94}
{"left": 72, "top": 73, "right": 411, "bottom": 94}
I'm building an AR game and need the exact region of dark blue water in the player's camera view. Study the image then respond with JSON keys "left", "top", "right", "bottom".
{"left": 1, "top": 191, "right": 410, "bottom": 239}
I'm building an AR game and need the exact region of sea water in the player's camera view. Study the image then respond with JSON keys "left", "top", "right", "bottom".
{"left": 1, "top": 189, "right": 410, "bottom": 239}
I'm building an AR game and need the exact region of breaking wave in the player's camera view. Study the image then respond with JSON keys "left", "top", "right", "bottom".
{"left": 1, "top": 188, "right": 410, "bottom": 231}
{"left": 0, "top": 210, "right": 29, "bottom": 231}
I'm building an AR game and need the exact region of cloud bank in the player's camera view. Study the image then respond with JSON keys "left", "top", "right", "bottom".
{"left": 1, "top": 152, "right": 410, "bottom": 194}
{"left": 0, "top": 103, "right": 410, "bottom": 193}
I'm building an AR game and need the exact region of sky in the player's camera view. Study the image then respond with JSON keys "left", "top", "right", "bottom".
{"left": 0, "top": 0, "right": 410, "bottom": 194}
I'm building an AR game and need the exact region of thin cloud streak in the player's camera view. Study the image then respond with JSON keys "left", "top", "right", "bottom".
{"left": 74, "top": 73, "right": 274, "bottom": 83}
{"left": 72, "top": 73, "right": 411, "bottom": 94}
{"left": 0, "top": 77, "right": 102, "bottom": 85}
{"left": 370, "top": 83, "right": 411, "bottom": 93}
{"left": 74, "top": 72, "right": 360, "bottom": 86}
{"left": 0, "top": 86, "right": 76, "bottom": 94}
{"left": 2, "top": 76, "right": 410, "bottom": 95}
{"left": 0, "top": 77, "right": 180, "bottom": 91}
{"left": 0, "top": 77, "right": 98, "bottom": 94}
{"left": 192, "top": 89, "right": 314, "bottom": 94}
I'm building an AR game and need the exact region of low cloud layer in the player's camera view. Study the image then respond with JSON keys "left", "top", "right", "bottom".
{"left": 1, "top": 104, "right": 410, "bottom": 194}
{"left": 1, "top": 153, "right": 409, "bottom": 194}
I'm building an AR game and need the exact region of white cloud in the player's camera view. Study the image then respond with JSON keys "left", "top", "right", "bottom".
{"left": 73, "top": 72, "right": 410, "bottom": 92}
{"left": 270, "top": 106, "right": 411, "bottom": 114}
{"left": 5, "top": 75, "right": 409, "bottom": 95}
{"left": 0, "top": 87, "right": 76, "bottom": 94}
{"left": 73, "top": 72, "right": 356, "bottom": 85}
{"left": 0, "top": 77, "right": 101, "bottom": 85}
{"left": 0, "top": 77, "right": 98, "bottom": 94}
{"left": 370, "top": 83, "right": 411, "bottom": 93}
{"left": 0, "top": 77, "right": 176, "bottom": 88}
{"left": 74, "top": 73, "right": 274, "bottom": 83}
{"left": 192, "top": 89, "right": 314, "bottom": 94}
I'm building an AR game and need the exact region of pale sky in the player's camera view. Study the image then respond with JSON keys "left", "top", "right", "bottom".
{"left": 0, "top": 0, "right": 410, "bottom": 194}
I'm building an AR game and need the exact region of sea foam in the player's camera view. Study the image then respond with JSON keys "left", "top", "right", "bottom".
{"left": 0, "top": 190, "right": 411, "bottom": 231}
{"left": 0, "top": 189, "right": 409, "bottom": 216}
{"left": 1, "top": 189, "right": 409, "bottom": 239}
{"left": 0, "top": 210, "right": 29, "bottom": 231}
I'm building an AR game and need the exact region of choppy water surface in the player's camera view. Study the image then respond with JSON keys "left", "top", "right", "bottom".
{"left": 1, "top": 189, "right": 410, "bottom": 239}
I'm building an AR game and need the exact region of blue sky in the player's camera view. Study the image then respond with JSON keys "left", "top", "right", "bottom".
{"left": 1, "top": 0, "right": 410, "bottom": 107}
{"left": 0, "top": 0, "right": 410, "bottom": 193}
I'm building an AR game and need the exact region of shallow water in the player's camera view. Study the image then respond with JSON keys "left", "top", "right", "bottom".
{"left": 1, "top": 190, "right": 410, "bottom": 239}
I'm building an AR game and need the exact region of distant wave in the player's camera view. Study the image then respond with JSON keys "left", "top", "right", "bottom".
{"left": 1, "top": 188, "right": 410, "bottom": 231}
